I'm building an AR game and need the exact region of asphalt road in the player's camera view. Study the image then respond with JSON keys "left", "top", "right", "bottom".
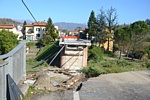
{"left": 31, "top": 70, "right": 150, "bottom": 100}
{"left": 80, "top": 70, "right": 150, "bottom": 100}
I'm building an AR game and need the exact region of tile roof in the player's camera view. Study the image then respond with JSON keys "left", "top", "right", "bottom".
{"left": 0, "top": 24, "right": 15, "bottom": 29}
{"left": 25, "top": 22, "right": 47, "bottom": 27}
{"left": 34, "top": 22, "right": 46, "bottom": 26}
{"left": 25, "top": 24, "right": 33, "bottom": 27}
{"left": 70, "top": 30, "right": 78, "bottom": 33}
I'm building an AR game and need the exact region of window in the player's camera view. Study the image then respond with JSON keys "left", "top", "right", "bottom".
{"left": 27, "top": 29, "right": 33, "bottom": 33}
{"left": 36, "top": 34, "right": 40, "bottom": 37}
{"left": 43, "top": 28, "right": 46, "bottom": 32}
{"left": 36, "top": 28, "right": 40, "bottom": 32}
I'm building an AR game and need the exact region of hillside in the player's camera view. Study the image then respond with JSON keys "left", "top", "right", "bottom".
{"left": 0, "top": 18, "right": 22, "bottom": 25}
{"left": 54, "top": 22, "right": 87, "bottom": 30}
{"left": 0, "top": 18, "right": 87, "bottom": 30}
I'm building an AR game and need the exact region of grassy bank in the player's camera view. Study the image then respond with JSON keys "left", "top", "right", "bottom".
{"left": 81, "top": 46, "right": 149, "bottom": 78}
{"left": 26, "top": 41, "right": 60, "bottom": 73}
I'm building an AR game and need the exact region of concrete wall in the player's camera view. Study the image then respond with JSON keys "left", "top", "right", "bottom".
{"left": 60, "top": 46, "right": 88, "bottom": 70}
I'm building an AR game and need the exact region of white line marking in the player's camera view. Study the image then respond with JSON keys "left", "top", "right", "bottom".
{"left": 73, "top": 91, "right": 80, "bottom": 100}
{"left": 132, "top": 71, "right": 150, "bottom": 82}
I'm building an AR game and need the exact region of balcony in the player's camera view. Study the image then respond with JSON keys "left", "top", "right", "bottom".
{"left": 27, "top": 29, "right": 34, "bottom": 34}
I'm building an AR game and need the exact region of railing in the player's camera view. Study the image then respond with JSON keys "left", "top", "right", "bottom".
{"left": 0, "top": 41, "right": 26, "bottom": 100}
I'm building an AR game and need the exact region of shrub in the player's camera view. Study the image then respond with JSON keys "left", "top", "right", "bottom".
{"left": 0, "top": 30, "right": 19, "bottom": 54}
{"left": 104, "top": 51, "right": 117, "bottom": 57}
{"left": 144, "top": 46, "right": 150, "bottom": 59}
{"left": 101, "top": 61, "right": 113, "bottom": 67}
{"left": 88, "top": 46, "right": 103, "bottom": 62}
{"left": 117, "top": 58, "right": 130, "bottom": 66}
{"left": 26, "top": 41, "right": 35, "bottom": 47}
{"left": 145, "top": 62, "right": 150, "bottom": 68}
{"left": 81, "top": 66, "right": 101, "bottom": 78}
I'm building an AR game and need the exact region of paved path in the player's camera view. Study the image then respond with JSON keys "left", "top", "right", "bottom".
{"left": 31, "top": 70, "right": 150, "bottom": 100}
{"left": 79, "top": 70, "right": 150, "bottom": 100}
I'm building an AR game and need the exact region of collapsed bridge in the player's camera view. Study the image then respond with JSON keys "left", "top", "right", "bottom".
{"left": 59, "top": 36, "right": 91, "bottom": 70}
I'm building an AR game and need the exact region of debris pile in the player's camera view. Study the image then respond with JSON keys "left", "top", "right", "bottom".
{"left": 25, "top": 68, "right": 85, "bottom": 91}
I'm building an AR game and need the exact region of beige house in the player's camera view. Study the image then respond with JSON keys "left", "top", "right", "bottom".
{"left": 69, "top": 30, "right": 79, "bottom": 36}
{"left": 0, "top": 24, "right": 23, "bottom": 40}
{"left": 25, "top": 22, "right": 46, "bottom": 41}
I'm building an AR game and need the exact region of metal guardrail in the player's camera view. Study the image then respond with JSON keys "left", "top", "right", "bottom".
{"left": 0, "top": 41, "right": 26, "bottom": 100}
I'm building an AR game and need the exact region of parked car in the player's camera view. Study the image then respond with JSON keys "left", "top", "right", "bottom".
{"left": 128, "top": 51, "right": 144, "bottom": 59}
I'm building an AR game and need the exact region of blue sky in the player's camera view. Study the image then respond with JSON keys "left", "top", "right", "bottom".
{"left": 0, "top": 0, "right": 149, "bottom": 24}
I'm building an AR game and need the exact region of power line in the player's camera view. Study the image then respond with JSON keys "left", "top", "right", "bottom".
{"left": 21, "top": 0, "right": 40, "bottom": 26}
{"left": 49, "top": 45, "right": 65, "bottom": 66}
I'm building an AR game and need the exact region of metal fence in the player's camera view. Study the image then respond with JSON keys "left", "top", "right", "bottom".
{"left": 0, "top": 41, "right": 26, "bottom": 100}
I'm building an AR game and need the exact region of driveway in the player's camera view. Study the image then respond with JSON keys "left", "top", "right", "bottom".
{"left": 31, "top": 70, "right": 150, "bottom": 100}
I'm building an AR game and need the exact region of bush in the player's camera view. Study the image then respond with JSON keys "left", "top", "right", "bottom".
{"left": 144, "top": 46, "right": 150, "bottom": 59}
{"left": 145, "top": 62, "right": 150, "bottom": 68}
{"left": 104, "top": 51, "right": 117, "bottom": 57}
{"left": 117, "top": 58, "right": 130, "bottom": 66}
{"left": 101, "top": 61, "right": 113, "bottom": 67}
{"left": 26, "top": 41, "right": 36, "bottom": 47}
{"left": 0, "top": 30, "right": 19, "bottom": 54}
{"left": 81, "top": 66, "right": 101, "bottom": 78}
{"left": 40, "top": 34, "right": 53, "bottom": 47}
{"left": 88, "top": 46, "right": 103, "bottom": 62}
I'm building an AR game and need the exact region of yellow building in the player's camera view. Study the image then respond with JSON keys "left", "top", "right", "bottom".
{"left": 100, "top": 29, "right": 114, "bottom": 51}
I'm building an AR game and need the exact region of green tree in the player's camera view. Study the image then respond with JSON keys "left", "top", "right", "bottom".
{"left": 46, "top": 17, "right": 58, "bottom": 41}
{"left": 130, "top": 21, "right": 150, "bottom": 60}
{"left": 40, "top": 34, "right": 52, "bottom": 46}
{"left": 22, "top": 21, "right": 27, "bottom": 31}
{"left": 0, "top": 30, "right": 19, "bottom": 55}
{"left": 88, "top": 10, "right": 97, "bottom": 40}
{"left": 96, "top": 8, "right": 107, "bottom": 46}
{"left": 145, "top": 19, "right": 150, "bottom": 26}
{"left": 41, "top": 18, "right": 58, "bottom": 46}
{"left": 105, "top": 7, "right": 118, "bottom": 51}
{"left": 22, "top": 20, "right": 27, "bottom": 40}
{"left": 114, "top": 27, "right": 130, "bottom": 59}
{"left": 144, "top": 45, "right": 150, "bottom": 59}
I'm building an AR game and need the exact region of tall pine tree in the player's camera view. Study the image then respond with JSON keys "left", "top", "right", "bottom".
{"left": 96, "top": 8, "right": 107, "bottom": 46}
{"left": 22, "top": 21, "right": 27, "bottom": 40}
{"left": 88, "top": 10, "right": 97, "bottom": 40}
{"left": 41, "top": 17, "right": 58, "bottom": 46}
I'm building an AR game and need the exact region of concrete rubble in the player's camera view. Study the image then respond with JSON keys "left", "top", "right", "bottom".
{"left": 26, "top": 68, "right": 85, "bottom": 91}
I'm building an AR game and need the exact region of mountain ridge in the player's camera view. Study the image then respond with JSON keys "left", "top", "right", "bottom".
{"left": 54, "top": 22, "right": 87, "bottom": 30}
{"left": 0, "top": 18, "right": 22, "bottom": 26}
{"left": 0, "top": 18, "right": 87, "bottom": 30}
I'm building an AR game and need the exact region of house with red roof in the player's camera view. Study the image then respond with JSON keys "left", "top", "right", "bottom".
{"left": 0, "top": 24, "right": 23, "bottom": 40}
{"left": 25, "top": 22, "right": 47, "bottom": 40}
